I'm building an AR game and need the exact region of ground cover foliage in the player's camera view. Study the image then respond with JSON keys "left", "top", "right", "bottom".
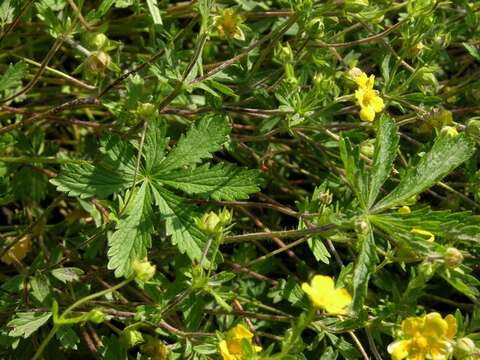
{"left": 0, "top": 0, "right": 480, "bottom": 359}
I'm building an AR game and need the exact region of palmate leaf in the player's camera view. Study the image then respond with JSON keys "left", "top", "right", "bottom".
{"left": 373, "top": 132, "right": 476, "bottom": 212}
{"left": 351, "top": 222, "right": 378, "bottom": 314}
{"left": 155, "top": 114, "right": 230, "bottom": 174}
{"left": 143, "top": 121, "right": 168, "bottom": 174}
{"left": 151, "top": 184, "right": 207, "bottom": 262}
{"left": 367, "top": 115, "right": 399, "bottom": 208}
{"left": 156, "top": 163, "right": 261, "bottom": 200}
{"left": 51, "top": 135, "right": 136, "bottom": 198}
{"left": 107, "top": 182, "right": 153, "bottom": 277}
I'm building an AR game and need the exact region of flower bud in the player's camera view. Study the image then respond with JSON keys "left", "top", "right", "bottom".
{"left": 87, "top": 309, "right": 106, "bottom": 324}
{"left": 137, "top": 102, "right": 157, "bottom": 119}
{"left": 195, "top": 209, "right": 232, "bottom": 235}
{"left": 444, "top": 247, "right": 464, "bottom": 268}
{"left": 121, "top": 329, "right": 144, "bottom": 348}
{"left": 360, "top": 139, "right": 375, "bottom": 158}
{"left": 318, "top": 190, "right": 333, "bottom": 205}
{"left": 132, "top": 258, "right": 156, "bottom": 282}
{"left": 90, "top": 33, "right": 108, "bottom": 50}
{"left": 466, "top": 119, "right": 480, "bottom": 142}
{"left": 85, "top": 51, "right": 111, "bottom": 73}
{"left": 398, "top": 206, "right": 411, "bottom": 214}
{"left": 354, "top": 218, "right": 369, "bottom": 235}
{"left": 454, "top": 337, "right": 479, "bottom": 359}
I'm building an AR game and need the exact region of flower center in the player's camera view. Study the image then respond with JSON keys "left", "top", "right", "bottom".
{"left": 411, "top": 334, "right": 428, "bottom": 350}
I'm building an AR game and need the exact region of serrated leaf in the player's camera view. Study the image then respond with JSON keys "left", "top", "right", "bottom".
{"left": 373, "top": 133, "right": 476, "bottom": 212}
{"left": 351, "top": 223, "right": 378, "bottom": 314}
{"left": 107, "top": 182, "right": 153, "bottom": 277}
{"left": 151, "top": 184, "right": 207, "bottom": 262}
{"left": 7, "top": 312, "right": 51, "bottom": 338}
{"left": 143, "top": 120, "right": 168, "bottom": 174}
{"left": 51, "top": 163, "right": 132, "bottom": 198}
{"left": 0, "top": 61, "right": 27, "bottom": 93}
{"left": 367, "top": 115, "right": 399, "bottom": 208}
{"left": 339, "top": 136, "right": 368, "bottom": 209}
{"left": 51, "top": 267, "right": 84, "bottom": 283}
{"left": 157, "top": 163, "right": 260, "bottom": 200}
{"left": 51, "top": 135, "right": 136, "bottom": 198}
{"left": 307, "top": 237, "right": 330, "bottom": 264}
{"left": 157, "top": 115, "right": 230, "bottom": 173}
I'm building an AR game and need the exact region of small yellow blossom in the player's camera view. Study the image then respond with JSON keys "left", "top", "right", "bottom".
{"left": 398, "top": 206, "right": 411, "bottom": 214}
{"left": 388, "top": 312, "right": 457, "bottom": 360}
{"left": 1, "top": 235, "right": 32, "bottom": 265}
{"left": 219, "top": 324, "right": 262, "bottom": 360}
{"left": 214, "top": 9, "right": 245, "bottom": 40}
{"left": 349, "top": 68, "right": 385, "bottom": 122}
{"left": 301, "top": 275, "right": 352, "bottom": 315}
{"left": 411, "top": 228, "right": 435, "bottom": 242}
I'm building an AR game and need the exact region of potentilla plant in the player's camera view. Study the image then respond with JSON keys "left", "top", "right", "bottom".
{"left": 0, "top": 0, "right": 480, "bottom": 359}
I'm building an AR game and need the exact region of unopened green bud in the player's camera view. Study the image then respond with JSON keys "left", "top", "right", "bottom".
{"left": 132, "top": 258, "right": 156, "bottom": 282}
{"left": 276, "top": 42, "right": 294, "bottom": 63}
{"left": 121, "top": 329, "right": 144, "bottom": 348}
{"left": 87, "top": 309, "right": 106, "bottom": 324}
{"left": 85, "top": 51, "right": 111, "bottom": 73}
{"left": 454, "top": 337, "right": 479, "bottom": 359}
{"left": 318, "top": 190, "right": 333, "bottom": 205}
{"left": 354, "top": 218, "right": 369, "bottom": 235}
{"left": 90, "top": 33, "right": 108, "bottom": 50}
{"left": 444, "top": 247, "right": 464, "bottom": 268}
{"left": 137, "top": 102, "right": 157, "bottom": 119}
{"left": 195, "top": 209, "right": 232, "bottom": 235}
{"left": 466, "top": 119, "right": 480, "bottom": 142}
{"left": 360, "top": 139, "right": 375, "bottom": 158}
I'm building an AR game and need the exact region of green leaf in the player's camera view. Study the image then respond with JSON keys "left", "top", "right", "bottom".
{"left": 373, "top": 133, "right": 476, "bottom": 212}
{"left": 146, "top": 0, "right": 162, "bottom": 25}
{"left": 0, "top": 61, "right": 27, "bottom": 93}
{"left": 151, "top": 184, "right": 207, "bottom": 262}
{"left": 307, "top": 237, "right": 330, "bottom": 264}
{"left": 143, "top": 120, "right": 168, "bottom": 174}
{"left": 351, "top": 223, "right": 378, "bottom": 314}
{"left": 156, "top": 115, "right": 230, "bottom": 173}
{"left": 339, "top": 136, "right": 368, "bottom": 208}
{"left": 157, "top": 163, "right": 261, "bottom": 200}
{"left": 463, "top": 43, "right": 480, "bottom": 62}
{"left": 7, "top": 312, "right": 52, "bottom": 338}
{"left": 107, "top": 182, "right": 153, "bottom": 277}
{"left": 367, "top": 115, "right": 399, "bottom": 208}
{"left": 51, "top": 135, "right": 136, "bottom": 198}
{"left": 51, "top": 267, "right": 84, "bottom": 283}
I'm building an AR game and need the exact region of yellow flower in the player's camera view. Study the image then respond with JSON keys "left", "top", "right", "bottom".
{"left": 301, "top": 275, "right": 352, "bottom": 315}
{"left": 441, "top": 126, "right": 459, "bottom": 137}
{"left": 411, "top": 228, "right": 435, "bottom": 242}
{"left": 350, "top": 68, "right": 385, "bottom": 122}
{"left": 388, "top": 312, "right": 457, "bottom": 360}
{"left": 1, "top": 235, "right": 32, "bottom": 265}
{"left": 214, "top": 9, "right": 245, "bottom": 40}
{"left": 219, "top": 324, "right": 262, "bottom": 360}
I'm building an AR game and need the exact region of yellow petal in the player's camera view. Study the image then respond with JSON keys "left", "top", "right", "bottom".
{"left": 355, "top": 88, "right": 365, "bottom": 104}
{"left": 219, "top": 340, "right": 236, "bottom": 360}
{"left": 366, "top": 74, "right": 375, "bottom": 89}
{"left": 429, "top": 340, "right": 452, "bottom": 360}
{"left": 229, "top": 324, "right": 253, "bottom": 340}
{"left": 444, "top": 314, "right": 457, "bottom": 339}
{"left": 387, "top": 340, "right": 410, "bottom": 360}
{"left": 411, "top": 228, "right": 435, "bottom": 242}
{"left": 402, "top": 316, "right": 424, "bottom": 336}
{"left": 371, "top": 94, "right": 384, "bottom": 112}
{"left": 360, "top": 105, "right": 376, "bottom": 122}
{"left": 253, "top": 345, "right": 262, "bottom": 353}
{"left": 311, "top": 275, "right": 335, "bottom": 293}
{"left": 353, "top": 72, "right": 369, "bottom": 88}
